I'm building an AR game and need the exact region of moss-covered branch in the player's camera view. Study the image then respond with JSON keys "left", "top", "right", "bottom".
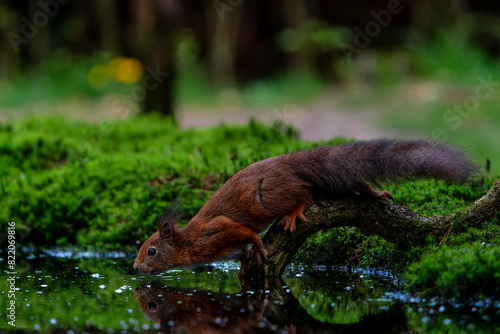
{"left": 243, "top": 180, "right": 500, "bottom": 279}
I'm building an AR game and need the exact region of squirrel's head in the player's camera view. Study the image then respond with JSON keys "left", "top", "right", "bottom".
{"left": 133, "top": 204, "right": 182, "bottom": 275}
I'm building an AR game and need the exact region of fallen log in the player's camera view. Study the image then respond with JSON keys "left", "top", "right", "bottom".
{"left": 243, "top": 180, "right": 500, "bottom": 278}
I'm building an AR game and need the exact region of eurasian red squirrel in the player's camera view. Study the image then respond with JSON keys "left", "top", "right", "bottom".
{"left": 133, "top": 139, "right": 479, "bottom": 277}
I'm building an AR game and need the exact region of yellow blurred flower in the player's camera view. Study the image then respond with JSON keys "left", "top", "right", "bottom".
{"left": 109, "top": 57, "right": 144, "bottom": 83}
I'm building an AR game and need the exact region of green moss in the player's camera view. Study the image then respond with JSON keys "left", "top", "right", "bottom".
{"left": 296, "top": 227, "right": 366, "bottom": 266}
{"left": 405, "top": 241, "right": 500, "bottom": 298}
{"left": 0, "top": 115, "right": 338, "bottom": 249}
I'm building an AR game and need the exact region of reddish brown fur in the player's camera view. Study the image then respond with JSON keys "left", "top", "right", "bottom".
{"left": 133, "top": 139, "right": 480, "bottom": 277}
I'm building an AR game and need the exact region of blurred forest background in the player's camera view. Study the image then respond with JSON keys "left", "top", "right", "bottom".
{"left": 1, "top": 0, "right": 500, "bottom": 250}
{"left": 1, "top": 0, "right": 500, "bottom": 166}
{"left": 0, "top": 0, "right": 499, "bottom": 135}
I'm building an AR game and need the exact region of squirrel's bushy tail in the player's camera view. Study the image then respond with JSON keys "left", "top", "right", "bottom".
{"left": 291, "top": 139, "right": 481, "bottom": 196}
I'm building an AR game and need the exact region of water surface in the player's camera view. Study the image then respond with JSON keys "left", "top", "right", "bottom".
{"left": 1, "top": 251, "right": 497, "bottom": 333}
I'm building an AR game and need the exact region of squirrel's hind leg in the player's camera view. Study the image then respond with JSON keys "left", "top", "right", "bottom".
{"left": 356, "top": 184, "right": 394, "bottom": 201}
{"left": 238, "top": 253, "right": 247, "bottom": 278}
{"left": 376, "top": 189, "right": 394, "bottom": 201}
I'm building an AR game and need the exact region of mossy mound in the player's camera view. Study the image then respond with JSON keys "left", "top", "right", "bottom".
{"left": 406, "top": 241, "right": 500, "bottom": 298}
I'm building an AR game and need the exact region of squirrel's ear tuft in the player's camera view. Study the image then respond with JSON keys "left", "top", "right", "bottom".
{"left": 158, "top": 201, "right": 183, "bottom": 244}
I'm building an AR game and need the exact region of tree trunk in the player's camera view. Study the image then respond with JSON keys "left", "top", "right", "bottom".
{"left": 282, "top": 0, "right": 310, "bottom": 72}
{"left": 206, "top": 0, "right": 244, "bottom": 88}
{"left": 243, "top": 180, "right": 500, "bottom": 279}
{"left": 410, "top": 0, "right": 467, "bottom": 36}
{"left": 124, "top": 0, "right": 175, "bottom": 117}
{"left": 94, "top": 0, "right": 121, "bottom": 54}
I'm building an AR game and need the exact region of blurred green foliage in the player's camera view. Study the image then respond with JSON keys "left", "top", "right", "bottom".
{"left": 340, "top": 30, "right": 500, "bottom": 174}
{"left": 0, "top": 52, "right": 135, "bottom": 109}
{"left": 276, "top": 19, "right": 350, "bottom": 54}
{"left": 174, "top": 67, "right": 326, "bottom": 109}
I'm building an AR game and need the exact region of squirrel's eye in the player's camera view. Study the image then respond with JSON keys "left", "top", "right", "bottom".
{"left": 148, "top": 302, "right": 157, "bottom": 311}
{"left": 147, "top": 248, "right": 156, "bottom": 256}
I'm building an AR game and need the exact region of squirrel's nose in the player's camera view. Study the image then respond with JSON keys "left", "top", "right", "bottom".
{"left": 133, "top": 262, "right": 139, "bottom": 270}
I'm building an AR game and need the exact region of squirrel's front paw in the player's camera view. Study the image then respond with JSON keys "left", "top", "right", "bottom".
{"left": 256, "top": 249, "right": 268, "bottom": 266}
{"left": 249, "top": 247, "right": 268, "bottom": 266}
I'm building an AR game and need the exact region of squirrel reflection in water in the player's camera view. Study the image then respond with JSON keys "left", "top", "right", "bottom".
{"left": 134, "top": 282, "right": 277, "bottom": 333}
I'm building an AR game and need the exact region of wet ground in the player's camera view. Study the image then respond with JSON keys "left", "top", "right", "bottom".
{"left": 1, "top": 250, "right": 498, "bottom": 333}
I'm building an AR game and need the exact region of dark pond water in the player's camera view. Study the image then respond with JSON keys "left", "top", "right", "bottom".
{"left": 1, "top": 250, "right": 498, "bottom": 333}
